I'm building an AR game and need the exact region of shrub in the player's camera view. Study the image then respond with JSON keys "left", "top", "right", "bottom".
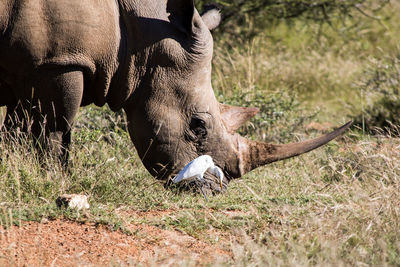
{"left": 222, "top": 86, "right": 316, "bottom": 143}
{"left": 353, "top": 56, "right": 400, "bottom": 134}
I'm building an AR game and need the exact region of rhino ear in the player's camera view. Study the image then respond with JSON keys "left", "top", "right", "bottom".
{"left": 220, "top": 103, "right": 259, "bottom": 133}
{"left": 200, "top": 4, "right": 221, "bottom": 31}
{"left": 167, "top": 0, "right": 196, "bottom": 36}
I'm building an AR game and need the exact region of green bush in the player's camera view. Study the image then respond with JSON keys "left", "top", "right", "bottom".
{"left": 353, "top": 56, "right": 400, "bottom": 134}
{"left": 222, "top": 86, "right": 316, "bottom": 143}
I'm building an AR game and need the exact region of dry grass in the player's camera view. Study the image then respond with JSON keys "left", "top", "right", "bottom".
{"left": 225, "top": 135, "right": 400, "bottom": 266}
{"left": 3, "top": 117, "right": 399, "bottom": 265}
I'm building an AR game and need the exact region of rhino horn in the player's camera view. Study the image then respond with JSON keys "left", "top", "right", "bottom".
{"left": 220, "top": 103, "right": 259, "bottom": 133}
{"left": 235, "top": 121, "right": 353, "bottom": 176}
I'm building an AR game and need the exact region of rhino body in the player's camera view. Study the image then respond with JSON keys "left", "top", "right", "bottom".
{"left": 0, "top": 0, "right": 351, "bottom": 193}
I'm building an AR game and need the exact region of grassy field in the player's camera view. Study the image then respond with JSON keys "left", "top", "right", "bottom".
{"left": 1, "top": 1, "right": 400, "bottom": 266}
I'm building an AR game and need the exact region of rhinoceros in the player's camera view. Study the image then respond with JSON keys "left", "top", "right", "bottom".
{"left": 0, "top": 0, "right": 351, "bottom": 193}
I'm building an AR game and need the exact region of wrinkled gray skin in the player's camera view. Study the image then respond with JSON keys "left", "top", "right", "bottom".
{"left": 0, "top": 0, "right": 351, "bottom": 194}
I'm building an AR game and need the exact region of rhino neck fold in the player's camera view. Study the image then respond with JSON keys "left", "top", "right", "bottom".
{"left": 107, "top": 0, "right": 177, "bottom": 111}
{"left": 105, "top": 1, "right": 138, "bottom": 111}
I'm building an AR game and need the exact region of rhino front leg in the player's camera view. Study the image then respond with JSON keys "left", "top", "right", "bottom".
{"left": 27, "top": 67, "right": 84, "bottom": 166}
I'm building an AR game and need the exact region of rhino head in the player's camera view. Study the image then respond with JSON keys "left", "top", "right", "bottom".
{"left": 122, "top": 0, "right": 351, "bottom": 193}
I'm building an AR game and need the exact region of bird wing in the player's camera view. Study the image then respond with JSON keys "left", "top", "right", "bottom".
{"left": 173, "top": 161, "right": 200, "bottom": 183}
{"left": 172, "top": 156, "right": 208, "bottom": 183}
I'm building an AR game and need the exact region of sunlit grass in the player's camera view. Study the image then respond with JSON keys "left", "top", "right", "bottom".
{"left": 1, "top": 106, "right": 400, "bottom": 265}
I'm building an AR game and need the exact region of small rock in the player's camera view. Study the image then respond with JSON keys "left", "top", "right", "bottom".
{"left": 56, "top": 194, "right": 90, "bottom": 211}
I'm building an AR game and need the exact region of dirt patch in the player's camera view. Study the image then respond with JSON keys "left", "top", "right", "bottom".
{"left": 0, "top": 220, "right": 230, "bottom": 266}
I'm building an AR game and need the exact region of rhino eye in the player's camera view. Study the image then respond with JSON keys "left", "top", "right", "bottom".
{"left": 190, "top": 117, "right": 207, "bottom": 139}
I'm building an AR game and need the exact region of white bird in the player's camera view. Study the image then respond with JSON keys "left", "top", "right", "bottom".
{"left": 172, "top": 155, "right": 224, "bottom": 190}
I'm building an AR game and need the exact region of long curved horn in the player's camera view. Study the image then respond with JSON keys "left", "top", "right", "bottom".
{"left": 237, "top": 121, "right": 352, "bottom": 176}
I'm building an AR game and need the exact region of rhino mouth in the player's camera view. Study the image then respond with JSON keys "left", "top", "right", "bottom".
{"left": 166, "top": 166, "right": 228, "bottom": 195}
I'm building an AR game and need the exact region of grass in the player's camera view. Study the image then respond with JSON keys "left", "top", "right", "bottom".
{"left": 2, "top": 112, "right": 400, "bottom": 265}
{"left": 1, "top": 1, "right": 400, "bottom": 266}
{"left": 212, "top": 1, "right": 400, "bottom": 124}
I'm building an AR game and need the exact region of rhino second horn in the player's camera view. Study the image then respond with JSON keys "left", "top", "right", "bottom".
{"left": 220, "top": 103, "right": 259, "bottom": 133}
{"left": 237, "top": 121, "right": 353, "bottom": 176}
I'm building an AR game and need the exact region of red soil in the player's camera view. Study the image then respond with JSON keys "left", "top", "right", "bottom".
{"left": 0, "top": 219, "right": 230, "bottom": 266}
